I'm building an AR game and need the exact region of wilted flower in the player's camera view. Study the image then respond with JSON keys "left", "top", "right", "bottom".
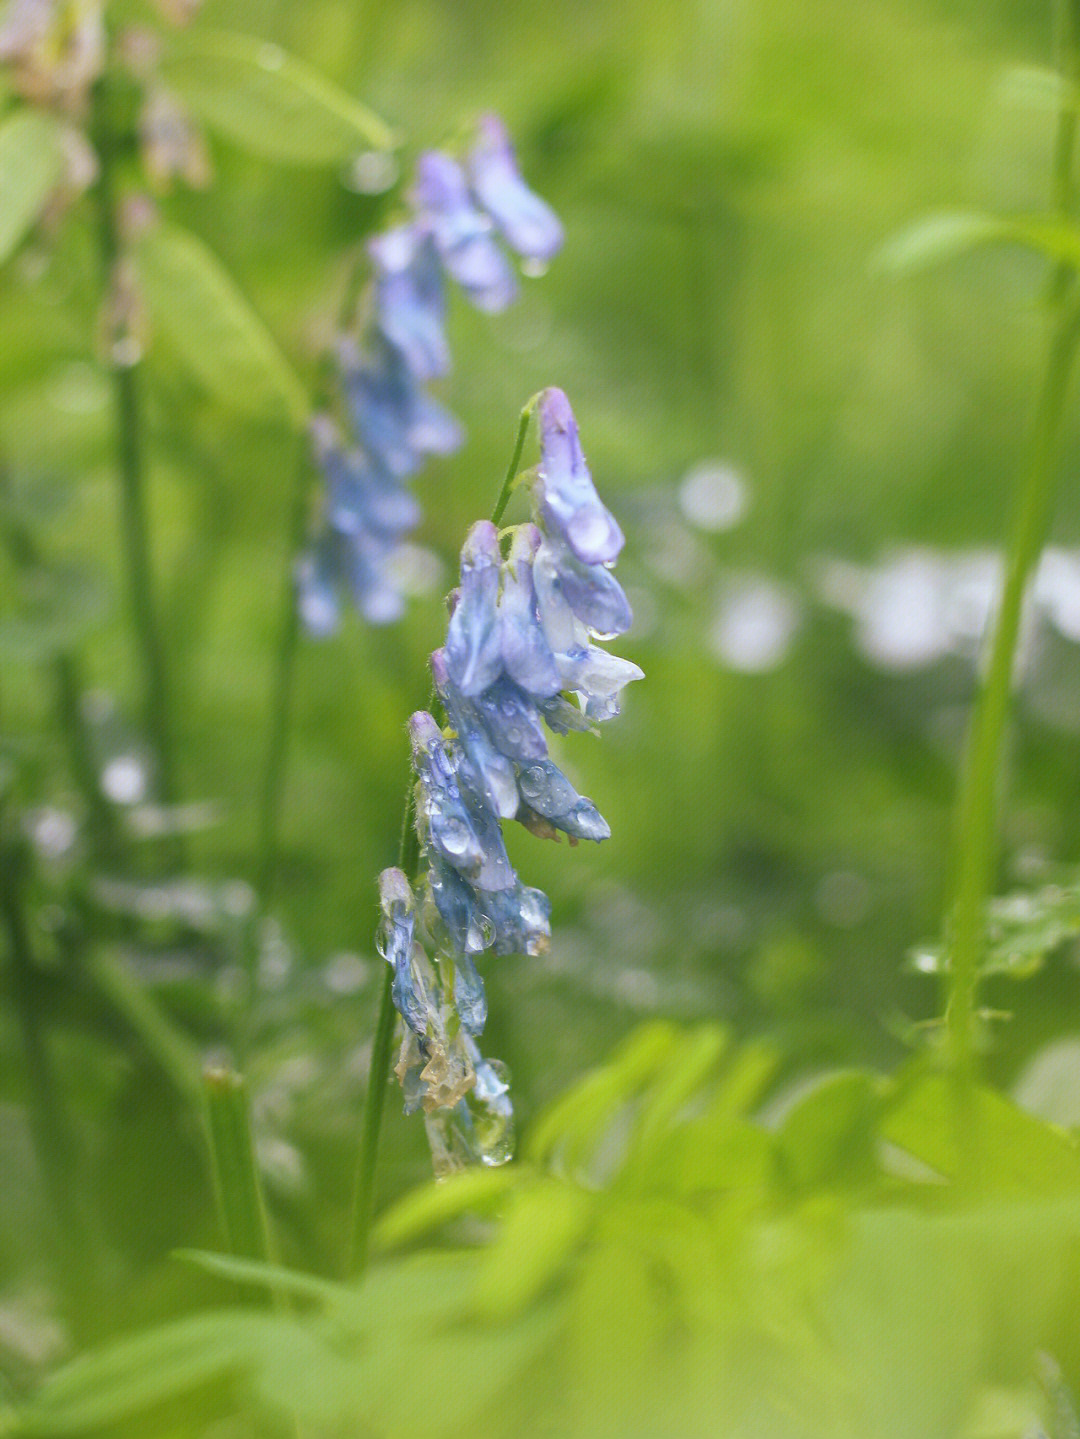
{"left": 378, "top": 390, "right": 641, "bottom": 1172}
{"left": 139, "top": 87, "right": 212, "bottom": 191}
{"left": 300, "top": 115, "right": 562, "bottom": 635}
{"left": 0, "top": 0, "right": 104, "bottom": 106}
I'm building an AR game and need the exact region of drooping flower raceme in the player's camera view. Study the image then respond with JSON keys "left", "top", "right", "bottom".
{"left": 376, "top": 389, "right": 642, "bottom": 1173}
{"left": 298, "top": 115, "right": 562, "bottom": 635}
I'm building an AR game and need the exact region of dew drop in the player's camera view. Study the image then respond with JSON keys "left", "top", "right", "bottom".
{"left": 438, "top": 818, "right": 471, "bottom": 857}
{"left": 257, "top": 42, "right": 285, "bottom": 70}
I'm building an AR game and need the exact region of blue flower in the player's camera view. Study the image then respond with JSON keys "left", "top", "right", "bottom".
{"left": 412, "top": 151, "right": 518, "bottom": 313}
{"left": 468, "top": 113, "right": 564, "bottom": 262}
{"left": 535, "top": 387, "right": 624, "bottom": 565}
{"left": 499, "top": 525, "right": 562, "bottom": 697}
{"left": 444, "top": 520, "right": 504, "bottom": 696}
{"left": 369, "top": 225, "right": 450, "bottom": 382}
{"left": 514, "top": 758, "right": 611, "bottom": 842}
{"left": 385, "top": 391, "right": 638, "bottom": 1170}
{"left": 340, "top": 336, "right": 463, "bottom": 479}
{"left": 409, "top": 711, "right": 515, "bottom": 893}
{"left": 301, "top": 117, "right": 562, "bottom": 636}
{"left": 312, "top": 416, "right": 420, "bottom": 540}
{"left": 433, "top": 649, "right": 519, "bottom": 819}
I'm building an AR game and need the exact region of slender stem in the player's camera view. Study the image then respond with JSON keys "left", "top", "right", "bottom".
{"left": 90, "top": 70, "right": 179, "bottom": 815}
{"left": 0, "top": 488, "right": 119, "bottom": 860}
{"left": 254, "top": 434, "right": 311, "bottom": 911}
{"left": 251, "top": 253, "right": 371, "bottom": 919}
{"left": 87, "top": 947, "right": 203, "bottom": 1109}
{"left": 492, "top": 398, "right": 539, "bottom": 527}
{"left": 945, "top": 8, "right": 1080, "bottom": 1101}
{"left": 348, "top": 402, "right": 537, "bottom": 1276}
{"left": 0, "top": 834, "right": 91, "bottom": 1320}
{"left": 53, "top": 653, "right": 119, "bottom": 862}
{"left": 203, "top": 1069, "right": 276, "bottom": 1266}
{"left": 947, "top": 300, "right": 1080, "bottom": 1078}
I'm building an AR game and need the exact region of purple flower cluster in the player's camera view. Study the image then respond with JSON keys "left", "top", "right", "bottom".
{"left": 377, "top": 390, "right": 642, "bottom": 1172}
{"left": 298, "top": 115, "right": 562, "bottom": 634}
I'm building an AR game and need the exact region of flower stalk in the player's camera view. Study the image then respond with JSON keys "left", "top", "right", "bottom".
{"left": 945, "top": 0, "right": 1080, "bottom": 1133}
{"left": 90, "top": 63, "right": 179, "bottom": 816}
{"left": 349, "top": 389, "right": 641, "bottom": 1271}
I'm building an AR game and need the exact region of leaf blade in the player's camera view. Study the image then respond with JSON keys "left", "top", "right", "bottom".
{"left": 0, "top": 109, "right": 65, "bottom": 267}
{"left": 161, "top": 28, "right": 397, "bottom": 165}
{"left": 134, "top": 221, "right": 310, "bottom": 425}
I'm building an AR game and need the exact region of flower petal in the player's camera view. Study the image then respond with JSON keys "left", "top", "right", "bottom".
{"left": 535, "top": 388, "right": 624, "bottom": 564}
{"left": 468, "top": 113, "right": 563, "bottom": 262}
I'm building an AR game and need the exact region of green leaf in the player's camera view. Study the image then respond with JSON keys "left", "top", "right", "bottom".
{"left": 160, "top": 28, "right": 397, "bottom": 165}
{"left": 14, "top": 1311, "right": 285, "bottom": 1435}
{"left": 203, "top": 1070, "right": 276, "bottom": 1268}
{"left": 876, "top": 211, "right": 1080, "bottom": 276}
{"left": 135, "top": 221, "right": 310, "bottom": 425}
{"left": 0, "top": 109, "right": 65, "bottom": 267}
{"left": 174, "top": 1250, "right": 346, "bottom": 1307}
{"left": 371, "top": 1163, "right": 521, "bottom": 1251}
{"left": 525, "top": 1021, "right": 683, "bottom": 1171}
{"left": 883, "top": 1071, "right": 1080, "bottom": 1195}
{"left": 471, "top": 1181, "right": 593, "bottom": 1319}
{"left": 775, "top": 1070, "right": 883, "bottom": 1191}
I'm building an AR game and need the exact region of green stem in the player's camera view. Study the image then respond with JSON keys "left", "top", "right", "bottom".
{"left": 947, "top": 299, "right": 1080, "bottom": 1082}
{"left": 945, "top": 10, "right": 1080, "bottom": 1102}
{"left": 347, "top": 400, "right": 538, "bottom": 1276}
{"left": 0, "top": 835, "right": 91, "bottom": 1320}
{"left": 87, "top": 947, "right": 203, "bottom": 1109}
{"left": 53, "top": 652, "right": 119, "bottom": 863}
{"left": 254, "top": 434, "right": 311, "bottom": 911}
{"left": 90, "top": 70, "right": 179, "bottom": 816}
{"left": 492, "top": 397, "right": 540, "bottom": 527}
{"left": 203, "top": 1069, "right": 276, "bottom": 1267}
{"left": 0, "top": 487, "right": 119, "bottom": 860}
{"left": 251, "top": 253, "right": 371, "bottom": 922}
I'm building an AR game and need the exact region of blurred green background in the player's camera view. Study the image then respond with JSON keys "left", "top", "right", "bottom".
{"left": 6, "top": 0, "right": 1080, "bottom": 1348}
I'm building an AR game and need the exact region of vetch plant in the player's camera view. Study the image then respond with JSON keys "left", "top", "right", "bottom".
{"left": 353, "top": 390, "right": 641, "bottom": 1255}
{"left": 297, "top": 115, "right": 563, "bottom": 632}
{"left": 255, "top": 111, "right": 561, "bottom": 907}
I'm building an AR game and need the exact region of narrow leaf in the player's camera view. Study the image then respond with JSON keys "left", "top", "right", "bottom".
{"left": 135, "top": 222, "right": 310, "bottom": 425}
{"left": 0, "top": 109, "right": 65, "bottom": 266}
{"left": 470, "top": 1181, "right": 593, "bottom": 1319}
{"left": 525, "top": 1021, "right": 681, "bottom": 1167}
{"left": 15, "top": 1311, "right": 282, "bottom": 1435}
{"left": 203, "top": 1070, "right": 275, "bottom": 1267}
{"left": 161, "top": 28, "right": 397, "bottom": 164}
{"left": 371, "top": 1164, "right": 520, "bottom": 1251}
{"left": 876, "top": 211, "right": 1080, "bottom": 276}
{"left": 175, "top": 1250, "right": 346, "bottom": 1306}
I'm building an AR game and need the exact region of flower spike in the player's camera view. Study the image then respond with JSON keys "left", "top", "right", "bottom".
{"left": 382, "top": 392, "right": 641, "bottom": 1173}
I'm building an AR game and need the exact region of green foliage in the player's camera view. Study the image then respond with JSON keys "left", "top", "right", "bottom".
{"left": 134, "top": 222, "right": 310, "bottom": 425}
{"left": 13, "top": 1022, "right": 1080, "bottom": 1439}
{"left": 0, "top": 110, "right": 65, "bottom": 268}
{"left": 910, "top": 880, "right": 1080, "bottom": 980}
{"left": 876, "top": 211, "right": 1080, "bottom": 276}
{"left": 6, "top": 2, "right": 1080, "bottom": 1437}
{"left": 160, "top": 28, "right": 397, "bottom": 165}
